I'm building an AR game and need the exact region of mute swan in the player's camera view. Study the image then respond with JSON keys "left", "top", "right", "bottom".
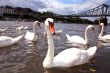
{"left": 66, "top": 25, "right": 95, "bottom": 49}
{"left": 98, "top": 23, "right": 110, "bottom": 42}
{"left": 24, "top": 21, "right": 40, "bottom": 41}
{"left": 43, "top": 18, "right": 97, "bottom": 68}
{"left": 16, "top": 20, "right": 28, "bottom": 31}
{"left": 16, "top": 21, "right": 23, "bottom": 30}
{"left": 0, "top": 34, "right": 24, "bottom": 47}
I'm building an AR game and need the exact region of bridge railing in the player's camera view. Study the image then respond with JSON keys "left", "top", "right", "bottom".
{"left": 73, "top": 4, "right": 110, "bottom": 17}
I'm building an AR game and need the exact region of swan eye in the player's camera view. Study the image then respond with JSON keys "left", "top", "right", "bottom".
{"left": 91, "top": 27, "right": 95, "bottom": 33}
{"left": 48, "top": 21, "right": 53, "bottom": 25}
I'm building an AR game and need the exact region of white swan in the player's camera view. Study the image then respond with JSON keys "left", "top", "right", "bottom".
{"left": 66, "top": 25, "right": 95, "bottom": 49}
{"left": 0, "top": 34, "right": 24, "bottom": 47}
{"left": 16, "top": 21, "right": 23, "bottom": 30}
{"left": 43, "top": 18, "right": 97, "bottom": 68}
{"left": 98, "top": 23, "right": 110, "bottom": 42}
{"left": 24, "top": 21, "right": 40, "bottom": 41}
{"left": 16, "top": 21, "right": 28, "bottom": 32}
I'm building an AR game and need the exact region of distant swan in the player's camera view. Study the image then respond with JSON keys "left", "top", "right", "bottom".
{"left": 16, "top": 21, "right": 28, "bottom": 32}
{"left": 0, "top": 34, "right": 24, "bottom": 47}
{"left": 24, "top": 21, "right": 40, "bottom": 41}
{"left": 43, "top": 18, "right": 97, "bottom": 68}
{"left": 0, "top": 27, "right": 8, "bottom": 33}
{"left": 66, "top": 25, "right": 95, "bottom": 49}
{"left": 98, "top": 23, "right": 110, "bottom": 42}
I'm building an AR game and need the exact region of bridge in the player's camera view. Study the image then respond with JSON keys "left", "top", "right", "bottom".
{"left": 64, "top": 4, "right": 110, "bottom": 17}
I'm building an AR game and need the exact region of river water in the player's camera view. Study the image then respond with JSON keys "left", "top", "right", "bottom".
{"left": 0, "top": 21, "right": 110, "bottom": 73}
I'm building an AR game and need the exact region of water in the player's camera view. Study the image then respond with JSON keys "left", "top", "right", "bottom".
{"left": 0, "top": 21, "right": 110, "bottom": 73}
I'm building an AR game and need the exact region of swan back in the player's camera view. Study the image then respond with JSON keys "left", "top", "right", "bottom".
{"left": 0, "top": 36, "right": 13, "bottom": 47}
{"left": 66, "top": 34, "right": 86, "bottom": 44}
{"left": 87, "top": 46, "right": 97, "bottom": 58}
{"left": 13, "top": 34, "right": 24, "bottom": 43}
{"left": 0, "top": 34, "right": 24, "bottom": 47}
{"left": 53, "top": 46, "right": 97, "bottom": 67}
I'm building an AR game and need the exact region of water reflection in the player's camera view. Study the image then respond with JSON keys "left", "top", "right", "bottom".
{"left": 44, "top": 63, "right": 96, "bottom": 73}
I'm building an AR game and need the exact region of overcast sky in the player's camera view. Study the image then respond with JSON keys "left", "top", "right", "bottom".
{"left": 0, "top": 0, "right": 110, "bottom": 15}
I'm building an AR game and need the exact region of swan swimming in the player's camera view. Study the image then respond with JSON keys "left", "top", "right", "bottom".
{"left": 43, "top": 18, "right": 97, "bottom": 68}
{"left": 16, "top": 20, "right": 28, "bottom": 32}
{"left": 66, "top": 25, "right": 95, "bottom": 49}
{"left": 0, "top": 34, "right": 24, "bottom": 47}
{"left": 24, "top": 21, "right": 40, "bottom": 41}
{"left": 98, "top": 23, "right": 110, "bottom": 42}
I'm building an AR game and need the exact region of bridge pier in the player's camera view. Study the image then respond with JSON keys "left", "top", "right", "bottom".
{"left": 99, "top": 16, "right": 107, "bottom": 26}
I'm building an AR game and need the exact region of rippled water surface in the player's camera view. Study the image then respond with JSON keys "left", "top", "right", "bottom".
{"left": 0, "top": 21, "right": 110, "bottom": 73}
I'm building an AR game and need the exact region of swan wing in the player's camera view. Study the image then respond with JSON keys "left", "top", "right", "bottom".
{"left": 13, "top": 34, "right": 24, "bottom": 43}
{"left": 17, "top": 26, "right": 23, "bottom": 30}
{"left": 23, "top": 26, "right": 28, "bottom": 30}
{"left": 0, "top": 36, "right": 13, "bottom": 47}
{"left": 66, "top": 34, "right": 86, "bottom": 44}
{"left": 53, "top": 48, "right": 89, "bottom": 67}
{"left": 99, "top": 35, "right": 110, "bottom": 42}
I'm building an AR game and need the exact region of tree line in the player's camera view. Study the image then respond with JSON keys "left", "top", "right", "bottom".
{"left": 0, "top": 5, "right": 97, "bottom": 24}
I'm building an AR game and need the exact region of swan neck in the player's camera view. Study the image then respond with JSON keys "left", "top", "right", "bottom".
{"left": 33, "top": 22, "right": 36, "bottom": 35}
{"left": 85, "top": 27, "right": 88, "bottom": 44}
{"left": 99, "top": 24, "right": 104, "bottom": 37}
{"left": 43, "top": 23, "right": 54, "bottom": 68}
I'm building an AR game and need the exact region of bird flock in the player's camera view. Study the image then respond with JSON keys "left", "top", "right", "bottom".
{"left": 0, "top": 18, "right": 109, "bottom": 69}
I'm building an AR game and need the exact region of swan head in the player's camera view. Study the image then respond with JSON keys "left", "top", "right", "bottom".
{"left": 34, "top": 21, "right": 41, "bottom": 28}
{"left": 45, "top": 18, "right": 55, "bottom": 35}
{"left": 87, "top": 25, "right": 95, "bottom": 32}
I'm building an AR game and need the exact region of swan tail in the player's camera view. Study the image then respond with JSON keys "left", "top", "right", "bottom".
{"left": 87, "top": 46, "right": 97, "bottom": 58}
{"left": 13, "top": 34, "right": 24, "bottom": 43}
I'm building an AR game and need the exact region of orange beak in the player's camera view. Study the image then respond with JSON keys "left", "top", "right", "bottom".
{"left": 49, "top": 22, "right": 55, "bottom": 35}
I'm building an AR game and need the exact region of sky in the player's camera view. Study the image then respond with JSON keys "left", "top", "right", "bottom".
{"left": 0, "top": 0, "right": 110, "bottom": 15}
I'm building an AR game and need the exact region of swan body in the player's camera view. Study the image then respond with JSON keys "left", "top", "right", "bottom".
{"left": 16, "top": 21, "right": 28, "bottom": 31}
{"left": 0, "top": 34, "right": 24, "bottom": 47}
{"left": 66, "top": 34, "right": 86, "bottom": 44}
{"left": 24, "top": 21, "right": 40, "bottom": 41}
{"left": 25, "top": 31, "right": 37, "bottom": 41}
{"left": 53, "top": 46, "right": 97, "bottom": 67}
{"left": 43, "top": 18, "right": 97, "bottom": 68}
{"left": 98, "top": 23, "right": 110, "bottom": 42}
{"left": 66, "top": 25, "right": 94, "bottom": 48}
